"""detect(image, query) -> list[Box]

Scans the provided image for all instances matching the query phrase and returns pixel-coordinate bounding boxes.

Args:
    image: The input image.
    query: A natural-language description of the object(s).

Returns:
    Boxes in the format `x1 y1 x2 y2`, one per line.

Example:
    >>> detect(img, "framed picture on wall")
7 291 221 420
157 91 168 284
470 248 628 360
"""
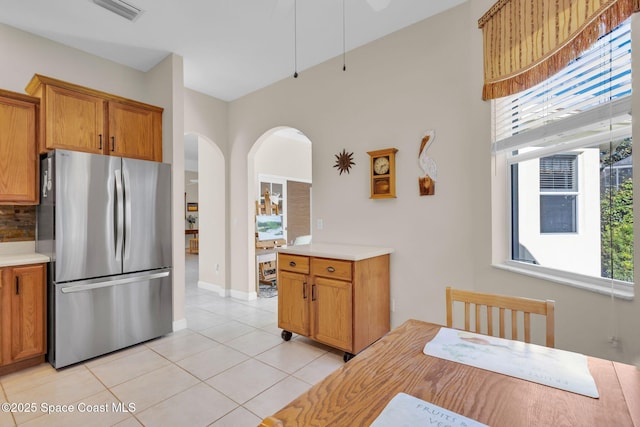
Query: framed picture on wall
187 202 198 212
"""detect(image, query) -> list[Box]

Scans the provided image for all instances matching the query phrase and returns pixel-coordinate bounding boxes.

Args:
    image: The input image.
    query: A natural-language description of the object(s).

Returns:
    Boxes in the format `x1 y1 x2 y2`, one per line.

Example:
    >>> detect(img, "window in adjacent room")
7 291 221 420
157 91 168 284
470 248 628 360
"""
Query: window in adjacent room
539 154 578 234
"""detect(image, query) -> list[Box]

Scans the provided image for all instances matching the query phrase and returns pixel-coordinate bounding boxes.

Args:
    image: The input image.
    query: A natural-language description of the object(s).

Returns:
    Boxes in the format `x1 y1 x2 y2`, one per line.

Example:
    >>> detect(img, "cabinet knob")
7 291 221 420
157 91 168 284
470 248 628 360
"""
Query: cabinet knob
327 266 335 273
289 261 297 267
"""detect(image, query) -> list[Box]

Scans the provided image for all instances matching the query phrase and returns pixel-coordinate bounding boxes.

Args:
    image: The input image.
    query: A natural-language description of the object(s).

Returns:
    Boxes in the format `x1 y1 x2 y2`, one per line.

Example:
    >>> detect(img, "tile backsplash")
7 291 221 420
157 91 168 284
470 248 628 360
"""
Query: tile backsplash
0 205 36 242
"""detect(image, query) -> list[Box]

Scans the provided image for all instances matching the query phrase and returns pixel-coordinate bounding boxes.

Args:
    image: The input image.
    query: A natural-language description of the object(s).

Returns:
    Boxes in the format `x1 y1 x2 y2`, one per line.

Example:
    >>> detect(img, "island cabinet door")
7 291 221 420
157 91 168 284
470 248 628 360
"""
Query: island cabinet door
277 270 310 336
311 276 353 352
6 264 46 363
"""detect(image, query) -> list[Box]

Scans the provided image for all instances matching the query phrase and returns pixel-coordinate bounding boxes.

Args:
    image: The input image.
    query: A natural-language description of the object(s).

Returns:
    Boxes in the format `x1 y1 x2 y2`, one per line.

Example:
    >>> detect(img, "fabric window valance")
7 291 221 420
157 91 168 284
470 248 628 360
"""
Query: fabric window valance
479 0 640 100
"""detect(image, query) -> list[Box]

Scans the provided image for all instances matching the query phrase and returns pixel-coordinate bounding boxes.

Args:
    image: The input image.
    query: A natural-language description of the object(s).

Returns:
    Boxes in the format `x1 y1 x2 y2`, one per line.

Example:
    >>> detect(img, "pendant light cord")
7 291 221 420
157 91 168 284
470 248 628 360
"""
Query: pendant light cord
293 0 298 78
342 0 346 71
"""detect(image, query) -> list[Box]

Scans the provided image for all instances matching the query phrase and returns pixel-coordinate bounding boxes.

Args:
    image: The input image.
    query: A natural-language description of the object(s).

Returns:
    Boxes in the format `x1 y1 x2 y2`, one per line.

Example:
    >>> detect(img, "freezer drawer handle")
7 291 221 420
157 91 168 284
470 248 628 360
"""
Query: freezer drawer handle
60 271 170 294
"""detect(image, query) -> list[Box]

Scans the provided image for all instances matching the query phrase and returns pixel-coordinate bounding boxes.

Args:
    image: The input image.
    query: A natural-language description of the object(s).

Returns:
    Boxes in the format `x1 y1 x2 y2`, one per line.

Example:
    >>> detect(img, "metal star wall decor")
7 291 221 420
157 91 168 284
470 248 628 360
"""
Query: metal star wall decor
333 149 355 175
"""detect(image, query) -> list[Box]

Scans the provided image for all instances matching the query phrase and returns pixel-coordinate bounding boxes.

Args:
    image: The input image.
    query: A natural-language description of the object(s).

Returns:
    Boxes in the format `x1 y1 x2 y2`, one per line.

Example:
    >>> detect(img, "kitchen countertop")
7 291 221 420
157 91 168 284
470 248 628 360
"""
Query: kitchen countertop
277 243 393 261
0 241 50 267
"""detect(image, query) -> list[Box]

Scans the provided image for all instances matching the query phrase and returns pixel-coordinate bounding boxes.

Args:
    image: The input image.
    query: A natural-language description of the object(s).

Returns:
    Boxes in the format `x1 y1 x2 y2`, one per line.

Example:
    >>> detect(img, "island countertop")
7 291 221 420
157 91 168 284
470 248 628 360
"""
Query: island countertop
277 243 393 261
0 241 50 267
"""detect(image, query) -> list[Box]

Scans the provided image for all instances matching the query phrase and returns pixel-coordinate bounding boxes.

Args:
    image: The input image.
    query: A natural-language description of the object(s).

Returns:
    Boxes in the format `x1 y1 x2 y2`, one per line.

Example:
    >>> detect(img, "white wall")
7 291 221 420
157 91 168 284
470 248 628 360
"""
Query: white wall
254 132 312 181
4 2 640 364
1 24 187 329
227 1 640 364
183 89 228 295
476 0 640 364
517 149 601 276
229 4 476 321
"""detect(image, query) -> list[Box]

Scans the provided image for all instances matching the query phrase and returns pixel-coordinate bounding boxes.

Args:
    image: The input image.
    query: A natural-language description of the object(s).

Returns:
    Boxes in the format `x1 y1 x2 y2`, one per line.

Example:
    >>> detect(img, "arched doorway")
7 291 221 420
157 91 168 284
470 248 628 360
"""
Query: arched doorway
184 132 226 296
249 127 312 298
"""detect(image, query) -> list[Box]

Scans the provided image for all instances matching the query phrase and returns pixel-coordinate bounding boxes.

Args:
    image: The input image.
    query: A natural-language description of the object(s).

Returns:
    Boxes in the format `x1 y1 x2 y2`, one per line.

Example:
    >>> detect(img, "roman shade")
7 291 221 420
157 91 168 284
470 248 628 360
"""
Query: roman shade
479 0 640 100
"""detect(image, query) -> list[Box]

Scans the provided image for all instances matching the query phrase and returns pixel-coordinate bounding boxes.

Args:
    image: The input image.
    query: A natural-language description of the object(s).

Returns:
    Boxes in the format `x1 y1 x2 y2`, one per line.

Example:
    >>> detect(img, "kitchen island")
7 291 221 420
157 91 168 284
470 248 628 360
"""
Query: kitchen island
277 243 393 362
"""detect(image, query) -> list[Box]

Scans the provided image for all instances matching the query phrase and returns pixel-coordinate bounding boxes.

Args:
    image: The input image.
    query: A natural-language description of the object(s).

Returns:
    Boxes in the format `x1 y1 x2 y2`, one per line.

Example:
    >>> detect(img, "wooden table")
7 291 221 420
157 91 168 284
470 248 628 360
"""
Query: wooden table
260 319 639 426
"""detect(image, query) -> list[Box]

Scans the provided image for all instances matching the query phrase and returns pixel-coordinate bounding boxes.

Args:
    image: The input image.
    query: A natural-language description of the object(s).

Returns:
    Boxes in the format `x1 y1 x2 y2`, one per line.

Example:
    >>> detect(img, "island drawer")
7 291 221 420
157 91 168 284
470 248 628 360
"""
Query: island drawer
278 254 310 274
311 258 352 281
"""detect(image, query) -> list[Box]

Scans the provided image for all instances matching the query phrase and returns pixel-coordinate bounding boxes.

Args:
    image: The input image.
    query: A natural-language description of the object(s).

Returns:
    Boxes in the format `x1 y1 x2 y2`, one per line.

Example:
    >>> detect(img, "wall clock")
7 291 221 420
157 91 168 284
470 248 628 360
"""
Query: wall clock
367 148 398 198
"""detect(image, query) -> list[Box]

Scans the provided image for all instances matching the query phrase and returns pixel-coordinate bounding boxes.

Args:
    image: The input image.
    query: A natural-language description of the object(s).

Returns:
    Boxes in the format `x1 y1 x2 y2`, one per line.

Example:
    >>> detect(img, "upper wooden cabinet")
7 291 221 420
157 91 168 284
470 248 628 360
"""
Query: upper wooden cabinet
0 89 39 204
108 100 162 161
26 74 163 162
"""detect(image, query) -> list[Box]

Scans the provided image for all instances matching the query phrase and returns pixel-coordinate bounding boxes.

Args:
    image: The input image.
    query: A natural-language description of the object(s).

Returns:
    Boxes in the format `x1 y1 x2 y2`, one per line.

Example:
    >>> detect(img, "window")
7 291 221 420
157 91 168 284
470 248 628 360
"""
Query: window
539 155 578 234
494 19 633 296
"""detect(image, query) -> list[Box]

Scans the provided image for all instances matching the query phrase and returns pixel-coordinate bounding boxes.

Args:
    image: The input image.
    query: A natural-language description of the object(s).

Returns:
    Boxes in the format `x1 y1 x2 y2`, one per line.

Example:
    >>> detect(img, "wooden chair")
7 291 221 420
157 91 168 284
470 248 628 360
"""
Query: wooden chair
189 238 199 254
445 287 555 348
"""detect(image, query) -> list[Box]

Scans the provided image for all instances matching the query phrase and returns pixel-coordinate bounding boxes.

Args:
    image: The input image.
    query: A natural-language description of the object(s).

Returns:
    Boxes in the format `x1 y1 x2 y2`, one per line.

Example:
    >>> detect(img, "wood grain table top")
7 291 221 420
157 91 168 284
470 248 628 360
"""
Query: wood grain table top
261 319 639 427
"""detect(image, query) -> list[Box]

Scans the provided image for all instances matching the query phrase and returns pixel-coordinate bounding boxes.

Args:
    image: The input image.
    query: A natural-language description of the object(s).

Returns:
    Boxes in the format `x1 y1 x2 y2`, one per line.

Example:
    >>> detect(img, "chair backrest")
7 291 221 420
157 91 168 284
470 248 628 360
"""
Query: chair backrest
293 235 312 245
445 287 555 348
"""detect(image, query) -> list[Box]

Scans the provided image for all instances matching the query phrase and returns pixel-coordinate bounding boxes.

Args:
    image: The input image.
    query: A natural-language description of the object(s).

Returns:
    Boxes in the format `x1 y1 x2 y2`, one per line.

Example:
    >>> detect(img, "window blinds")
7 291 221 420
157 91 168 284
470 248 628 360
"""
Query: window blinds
540 155 578 191
492 20 632 154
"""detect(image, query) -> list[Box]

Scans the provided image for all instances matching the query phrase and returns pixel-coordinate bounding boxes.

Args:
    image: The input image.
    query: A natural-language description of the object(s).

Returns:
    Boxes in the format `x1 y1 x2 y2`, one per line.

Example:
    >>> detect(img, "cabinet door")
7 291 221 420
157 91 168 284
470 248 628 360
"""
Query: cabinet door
278 270 310 336
45 85 105 153
108 101 162 162
0 95 38 204
9 264 46 362
312 276 352 352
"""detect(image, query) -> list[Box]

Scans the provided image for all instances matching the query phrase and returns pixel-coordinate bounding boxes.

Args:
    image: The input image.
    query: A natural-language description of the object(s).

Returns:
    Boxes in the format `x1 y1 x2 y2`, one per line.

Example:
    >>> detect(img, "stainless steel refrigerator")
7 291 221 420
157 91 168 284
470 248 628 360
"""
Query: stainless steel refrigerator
36 150 172 368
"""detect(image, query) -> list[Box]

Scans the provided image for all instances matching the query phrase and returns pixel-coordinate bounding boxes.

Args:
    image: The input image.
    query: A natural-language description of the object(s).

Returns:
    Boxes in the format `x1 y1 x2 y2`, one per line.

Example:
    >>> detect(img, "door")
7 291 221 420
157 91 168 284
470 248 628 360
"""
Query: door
312 276 352 352
54 150 121 282
278 270 310 336
0 94 38 203
108 101 161 162
45 85 104 153
122 158 172 273
8 264 46 363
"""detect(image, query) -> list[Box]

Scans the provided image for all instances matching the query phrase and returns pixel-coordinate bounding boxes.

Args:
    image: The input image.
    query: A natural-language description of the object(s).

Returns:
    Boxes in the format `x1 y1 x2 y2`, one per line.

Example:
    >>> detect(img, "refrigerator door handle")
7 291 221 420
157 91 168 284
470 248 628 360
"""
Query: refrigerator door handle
123 168 132 261
60 271 171 294
114 169 124 261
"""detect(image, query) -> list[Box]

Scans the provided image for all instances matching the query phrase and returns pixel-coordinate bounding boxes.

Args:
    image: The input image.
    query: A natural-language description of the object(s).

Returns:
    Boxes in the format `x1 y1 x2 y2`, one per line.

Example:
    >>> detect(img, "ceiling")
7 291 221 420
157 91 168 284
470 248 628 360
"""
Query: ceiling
0 0 466 101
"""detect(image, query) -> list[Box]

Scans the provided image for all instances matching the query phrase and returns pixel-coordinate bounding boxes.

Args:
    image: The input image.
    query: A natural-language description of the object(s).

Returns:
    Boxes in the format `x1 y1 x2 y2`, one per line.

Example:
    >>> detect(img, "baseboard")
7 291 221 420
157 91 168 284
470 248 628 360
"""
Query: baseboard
197 280 257 301
230 288 258 301
198 280 226 297
173 318 187 332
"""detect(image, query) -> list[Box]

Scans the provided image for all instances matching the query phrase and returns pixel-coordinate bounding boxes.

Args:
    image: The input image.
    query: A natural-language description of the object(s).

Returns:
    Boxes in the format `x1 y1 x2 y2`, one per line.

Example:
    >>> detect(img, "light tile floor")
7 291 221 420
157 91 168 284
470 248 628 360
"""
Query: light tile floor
0 254 344 426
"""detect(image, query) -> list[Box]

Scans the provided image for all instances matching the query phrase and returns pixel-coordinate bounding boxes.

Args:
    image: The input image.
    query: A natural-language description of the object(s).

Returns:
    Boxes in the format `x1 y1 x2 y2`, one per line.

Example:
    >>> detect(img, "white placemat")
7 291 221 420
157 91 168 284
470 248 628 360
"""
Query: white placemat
423 327 599 398
370 392 488 427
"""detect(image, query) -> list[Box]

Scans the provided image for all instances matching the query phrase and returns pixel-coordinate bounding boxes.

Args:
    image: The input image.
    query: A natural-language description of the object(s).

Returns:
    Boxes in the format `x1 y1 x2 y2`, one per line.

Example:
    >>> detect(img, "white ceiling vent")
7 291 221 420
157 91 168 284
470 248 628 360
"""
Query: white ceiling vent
92 0 144 21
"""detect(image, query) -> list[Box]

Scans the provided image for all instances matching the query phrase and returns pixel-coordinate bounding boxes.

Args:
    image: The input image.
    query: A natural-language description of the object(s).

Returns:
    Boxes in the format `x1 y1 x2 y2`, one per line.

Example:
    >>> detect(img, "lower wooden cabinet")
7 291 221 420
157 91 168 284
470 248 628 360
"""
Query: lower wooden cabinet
277 252 390 361
0 263 46 375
